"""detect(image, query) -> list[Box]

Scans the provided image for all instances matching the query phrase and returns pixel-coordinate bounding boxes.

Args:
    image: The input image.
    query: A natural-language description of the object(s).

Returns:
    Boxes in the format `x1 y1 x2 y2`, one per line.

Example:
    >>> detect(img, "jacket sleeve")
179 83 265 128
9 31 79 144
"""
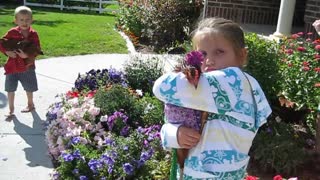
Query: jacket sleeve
160 123 182 150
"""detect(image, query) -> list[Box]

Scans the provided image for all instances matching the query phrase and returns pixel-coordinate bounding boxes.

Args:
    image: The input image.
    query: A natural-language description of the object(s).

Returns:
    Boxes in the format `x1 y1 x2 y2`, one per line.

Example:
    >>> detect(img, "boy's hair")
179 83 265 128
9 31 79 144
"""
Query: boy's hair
191 17 245 56
14 6 32 18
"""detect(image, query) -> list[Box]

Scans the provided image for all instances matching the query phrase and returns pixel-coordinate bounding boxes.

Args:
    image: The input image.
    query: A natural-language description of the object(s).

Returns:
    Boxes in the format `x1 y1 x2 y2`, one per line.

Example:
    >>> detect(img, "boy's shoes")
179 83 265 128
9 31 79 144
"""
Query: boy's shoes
21 106 35 113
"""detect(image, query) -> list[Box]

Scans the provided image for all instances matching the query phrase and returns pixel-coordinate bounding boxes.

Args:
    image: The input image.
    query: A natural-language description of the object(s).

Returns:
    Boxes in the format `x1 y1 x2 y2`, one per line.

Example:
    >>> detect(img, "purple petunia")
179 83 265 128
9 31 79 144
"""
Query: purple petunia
79 176 88 180
88 159 103 173
71 136 81 144
61 152 74 162
123 163 134 175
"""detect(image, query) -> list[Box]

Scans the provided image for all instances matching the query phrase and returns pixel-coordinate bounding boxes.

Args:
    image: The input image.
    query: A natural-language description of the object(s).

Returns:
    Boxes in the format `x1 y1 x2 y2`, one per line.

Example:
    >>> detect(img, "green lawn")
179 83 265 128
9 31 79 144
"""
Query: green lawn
0 6 128 67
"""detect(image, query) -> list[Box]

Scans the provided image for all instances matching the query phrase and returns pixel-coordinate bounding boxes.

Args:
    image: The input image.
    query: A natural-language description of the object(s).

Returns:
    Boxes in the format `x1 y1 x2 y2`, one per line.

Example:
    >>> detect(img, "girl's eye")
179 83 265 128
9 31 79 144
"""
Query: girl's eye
216 49 224 55
200 50 207 57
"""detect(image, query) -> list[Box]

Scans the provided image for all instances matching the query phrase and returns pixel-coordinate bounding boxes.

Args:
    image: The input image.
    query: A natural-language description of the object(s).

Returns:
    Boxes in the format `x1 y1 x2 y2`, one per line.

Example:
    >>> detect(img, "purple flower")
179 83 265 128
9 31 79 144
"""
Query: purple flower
136 159 145 168
185 50 204 66
61 153 74 162
71 136 81 144
140 151 152 161
120 126 130 136
52 172 60 180
88 159 103 173
79 176 88 180
101 154 115 166
72 168 79 175
105 137 114 146
137 126 145 133
73 149 81 159
123 146 129 151
123 163 134 175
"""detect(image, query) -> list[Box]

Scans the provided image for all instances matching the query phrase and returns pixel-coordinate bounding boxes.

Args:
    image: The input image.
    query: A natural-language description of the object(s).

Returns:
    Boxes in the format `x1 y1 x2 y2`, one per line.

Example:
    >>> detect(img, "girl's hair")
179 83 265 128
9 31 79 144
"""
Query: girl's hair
191 17 245 56
14 6 32 18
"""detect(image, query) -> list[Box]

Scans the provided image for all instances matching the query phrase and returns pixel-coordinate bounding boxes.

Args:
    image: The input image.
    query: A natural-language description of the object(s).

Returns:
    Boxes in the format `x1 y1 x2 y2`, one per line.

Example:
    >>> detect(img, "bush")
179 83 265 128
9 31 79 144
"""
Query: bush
139 93 165 127
277 32 320 128
117 0 202 52
123 55 164 95
244 33 282 103
250 118 306 175
46 76 170 179
94 84 144 127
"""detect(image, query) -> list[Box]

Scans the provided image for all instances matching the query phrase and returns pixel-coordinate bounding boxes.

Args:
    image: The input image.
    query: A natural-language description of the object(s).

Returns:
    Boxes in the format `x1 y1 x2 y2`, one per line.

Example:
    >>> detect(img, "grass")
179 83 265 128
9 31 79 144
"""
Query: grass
0 5 128 67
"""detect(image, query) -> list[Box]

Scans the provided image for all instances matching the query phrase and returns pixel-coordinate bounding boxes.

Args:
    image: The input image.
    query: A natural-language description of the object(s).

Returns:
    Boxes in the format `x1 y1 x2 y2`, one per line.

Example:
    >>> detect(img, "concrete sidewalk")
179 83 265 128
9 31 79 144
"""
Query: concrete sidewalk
0 53 179 180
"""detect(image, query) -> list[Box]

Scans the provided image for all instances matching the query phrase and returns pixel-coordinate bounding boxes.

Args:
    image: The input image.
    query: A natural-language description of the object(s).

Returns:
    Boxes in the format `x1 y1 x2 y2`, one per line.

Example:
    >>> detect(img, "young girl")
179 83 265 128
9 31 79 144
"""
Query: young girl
164 50 205 172
153 17 272 179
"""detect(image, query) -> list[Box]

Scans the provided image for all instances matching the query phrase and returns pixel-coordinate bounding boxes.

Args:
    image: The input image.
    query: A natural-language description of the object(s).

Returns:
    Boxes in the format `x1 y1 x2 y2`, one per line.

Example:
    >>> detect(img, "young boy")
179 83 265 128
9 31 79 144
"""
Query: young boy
0 6 41 118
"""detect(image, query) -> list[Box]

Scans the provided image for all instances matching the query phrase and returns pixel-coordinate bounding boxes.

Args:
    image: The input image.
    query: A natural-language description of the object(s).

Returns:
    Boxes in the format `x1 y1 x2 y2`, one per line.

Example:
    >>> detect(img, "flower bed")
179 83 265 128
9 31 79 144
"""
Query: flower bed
44 58 171 179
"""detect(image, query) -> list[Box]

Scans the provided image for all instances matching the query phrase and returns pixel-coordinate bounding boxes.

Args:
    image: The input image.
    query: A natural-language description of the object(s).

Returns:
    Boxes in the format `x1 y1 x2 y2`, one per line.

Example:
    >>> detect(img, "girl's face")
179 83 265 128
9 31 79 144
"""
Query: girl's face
15 13 33 31
195 33 246 72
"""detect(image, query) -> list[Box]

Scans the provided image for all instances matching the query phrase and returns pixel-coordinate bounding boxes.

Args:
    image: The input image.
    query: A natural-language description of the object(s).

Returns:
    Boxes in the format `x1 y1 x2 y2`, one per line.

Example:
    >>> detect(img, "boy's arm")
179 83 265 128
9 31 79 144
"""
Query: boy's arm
0 32 11 54
0 31 17 58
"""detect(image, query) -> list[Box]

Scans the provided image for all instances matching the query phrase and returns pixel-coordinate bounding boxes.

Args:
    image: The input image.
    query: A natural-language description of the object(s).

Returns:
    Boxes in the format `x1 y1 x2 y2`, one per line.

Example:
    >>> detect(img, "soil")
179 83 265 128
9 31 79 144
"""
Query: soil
247 151 320 180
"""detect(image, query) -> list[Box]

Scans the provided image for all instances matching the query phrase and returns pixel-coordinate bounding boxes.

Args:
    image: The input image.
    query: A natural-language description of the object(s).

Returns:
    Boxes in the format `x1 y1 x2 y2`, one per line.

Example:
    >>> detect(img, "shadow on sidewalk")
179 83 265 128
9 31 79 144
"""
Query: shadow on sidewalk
12 111 52 168
0 92 7 109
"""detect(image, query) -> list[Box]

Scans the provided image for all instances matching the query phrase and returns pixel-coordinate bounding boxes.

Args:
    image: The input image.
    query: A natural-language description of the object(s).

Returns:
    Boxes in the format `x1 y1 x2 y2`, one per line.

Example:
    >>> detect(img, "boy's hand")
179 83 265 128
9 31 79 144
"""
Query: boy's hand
5 51 17 58
177 126 201 149
15 49 28 59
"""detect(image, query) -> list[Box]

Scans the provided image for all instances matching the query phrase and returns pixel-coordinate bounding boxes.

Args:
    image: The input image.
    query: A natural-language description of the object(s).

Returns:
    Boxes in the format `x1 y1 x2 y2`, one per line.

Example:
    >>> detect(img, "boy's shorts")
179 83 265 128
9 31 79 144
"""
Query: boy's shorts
5 69 38 92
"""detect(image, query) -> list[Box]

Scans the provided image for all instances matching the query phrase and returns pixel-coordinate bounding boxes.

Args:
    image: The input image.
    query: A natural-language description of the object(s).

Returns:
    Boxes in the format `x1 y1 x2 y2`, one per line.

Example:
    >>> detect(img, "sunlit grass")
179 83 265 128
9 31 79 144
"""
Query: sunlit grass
0 5 127 66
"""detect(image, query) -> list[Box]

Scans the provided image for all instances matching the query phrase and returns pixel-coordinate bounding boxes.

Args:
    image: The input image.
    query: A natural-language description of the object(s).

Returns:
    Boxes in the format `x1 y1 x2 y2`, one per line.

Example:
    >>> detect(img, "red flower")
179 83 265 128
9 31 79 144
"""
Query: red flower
86 90 96 98
307 32 313 36
285 49 294 55
291 34 300 39
246 175 258 180
315 45 320 51
303 66 310 71
66 91 79 98
315 54 320 59
273 175 283 180
302 61 309 66
297 46 306 52
288 63 293 67
297 32 304 36
314 67 320 73
315 83 320 87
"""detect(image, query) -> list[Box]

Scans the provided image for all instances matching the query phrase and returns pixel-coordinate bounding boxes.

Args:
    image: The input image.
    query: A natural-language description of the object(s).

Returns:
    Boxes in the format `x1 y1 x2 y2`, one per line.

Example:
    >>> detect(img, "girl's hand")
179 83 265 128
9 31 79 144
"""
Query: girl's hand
312 20 320 34
15 49 28 59
177 126 201 149
5 51 17 58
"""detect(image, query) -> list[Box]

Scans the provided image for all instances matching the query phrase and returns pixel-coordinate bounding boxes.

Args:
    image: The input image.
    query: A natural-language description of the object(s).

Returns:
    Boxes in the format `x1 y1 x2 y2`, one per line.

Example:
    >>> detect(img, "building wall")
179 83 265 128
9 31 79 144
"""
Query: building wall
304 0 320 36
205 0 305 26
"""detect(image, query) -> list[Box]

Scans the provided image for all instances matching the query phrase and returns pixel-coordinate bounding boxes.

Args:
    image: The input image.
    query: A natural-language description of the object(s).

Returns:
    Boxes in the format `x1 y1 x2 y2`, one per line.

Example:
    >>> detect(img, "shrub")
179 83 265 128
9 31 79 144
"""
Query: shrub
139 93 165 127
117 0 202 52
244 33 282 103
94 84 144 127
250 118 306 175
46 86 170 179
277 32 320 128
123 55 164 95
